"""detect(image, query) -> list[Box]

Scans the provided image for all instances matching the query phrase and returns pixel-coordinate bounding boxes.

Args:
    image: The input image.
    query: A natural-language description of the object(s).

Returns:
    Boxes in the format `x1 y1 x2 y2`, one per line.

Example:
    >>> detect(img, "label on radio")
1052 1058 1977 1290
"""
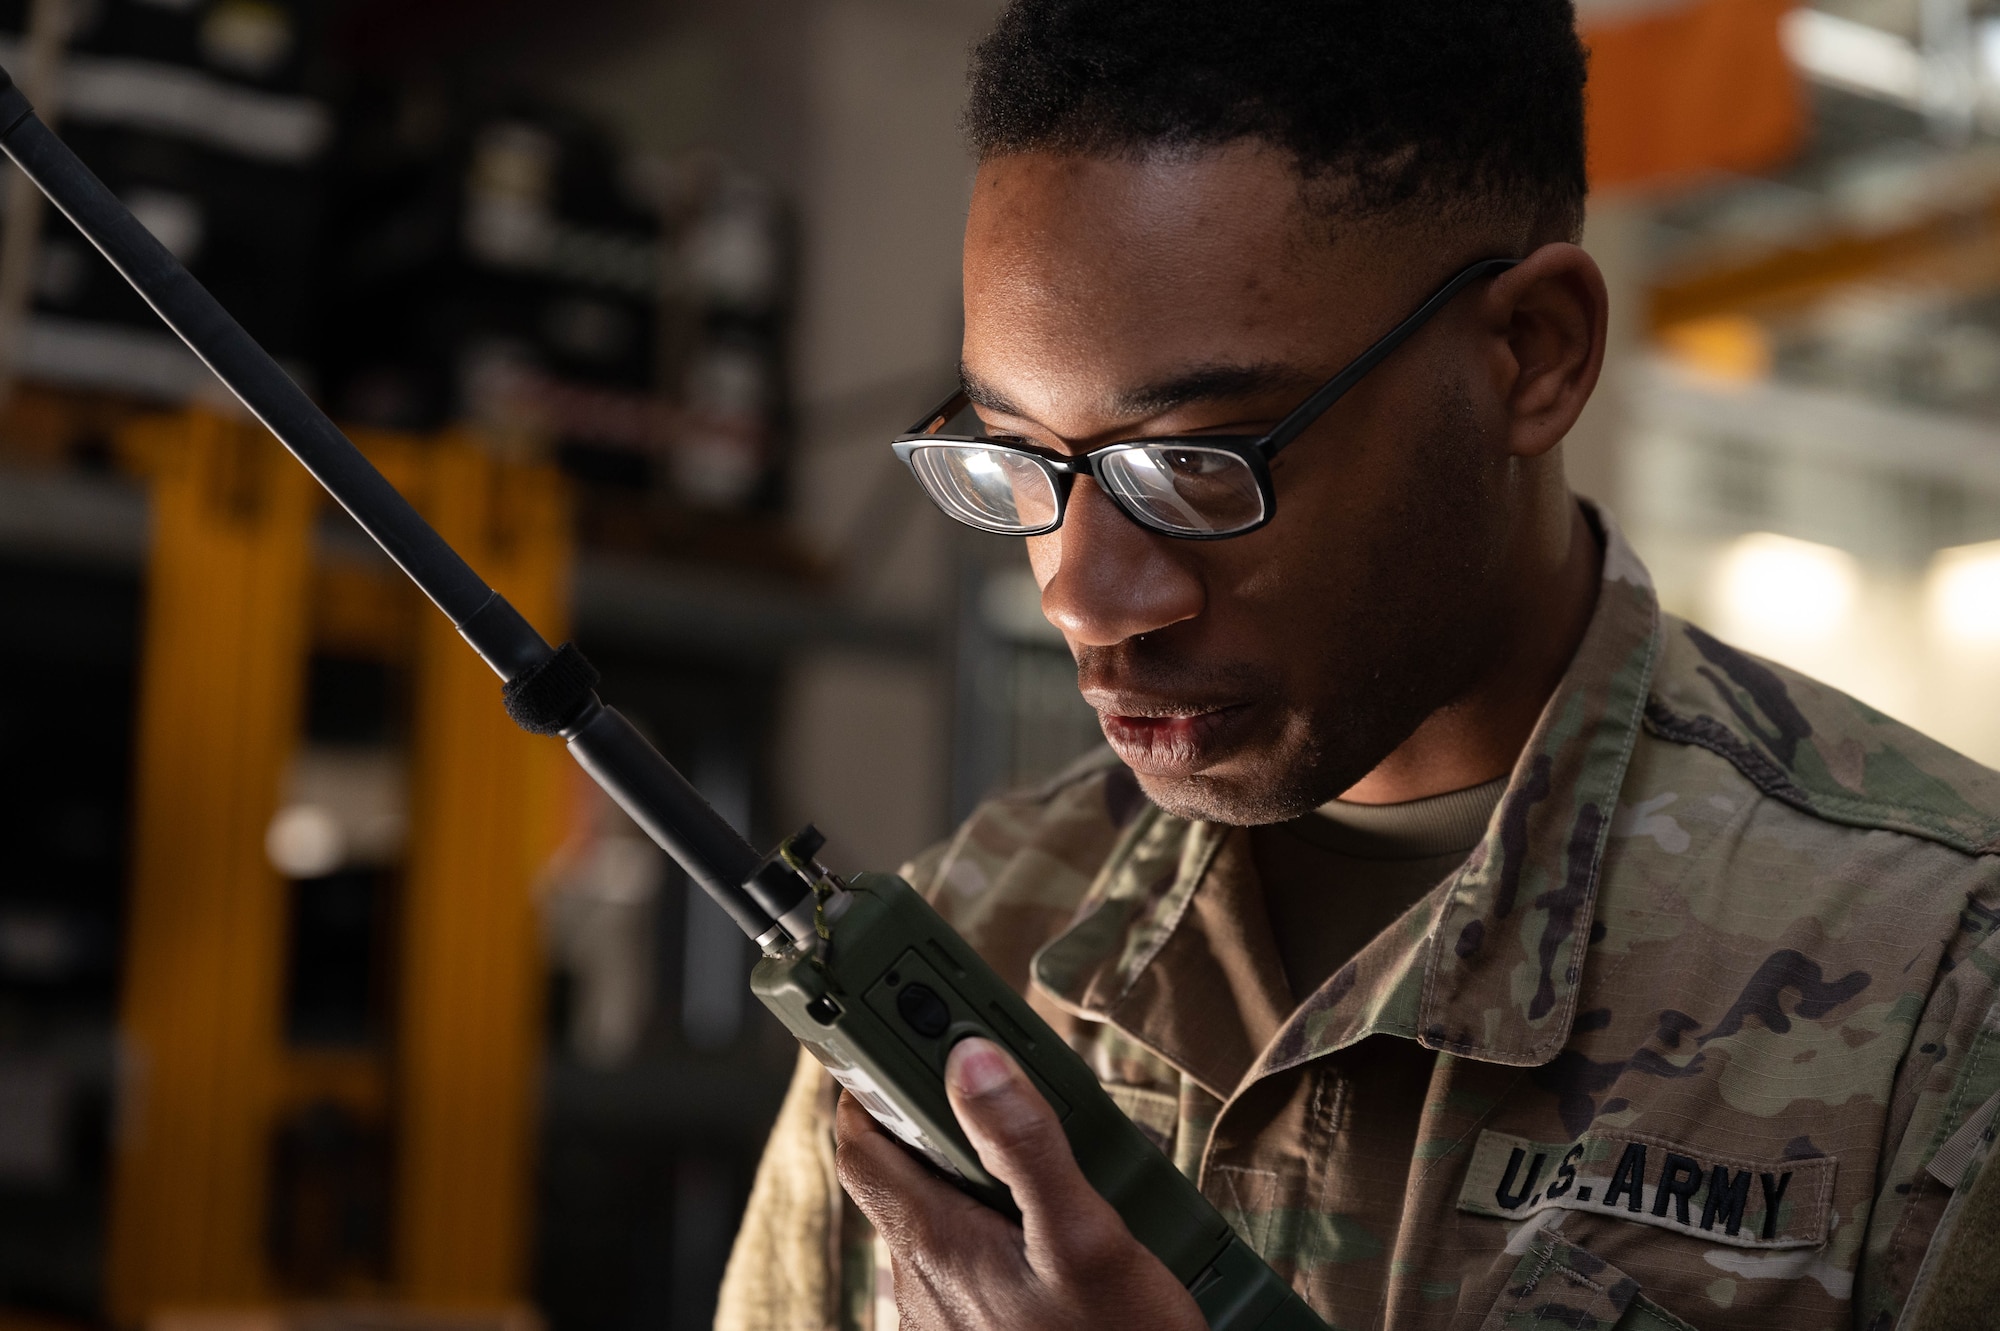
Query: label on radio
808 1037 965 1179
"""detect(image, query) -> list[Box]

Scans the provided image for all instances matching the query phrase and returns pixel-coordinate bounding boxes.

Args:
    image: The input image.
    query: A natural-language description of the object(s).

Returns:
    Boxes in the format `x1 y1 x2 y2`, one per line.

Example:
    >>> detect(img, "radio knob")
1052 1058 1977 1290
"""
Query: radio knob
895 982 951 1038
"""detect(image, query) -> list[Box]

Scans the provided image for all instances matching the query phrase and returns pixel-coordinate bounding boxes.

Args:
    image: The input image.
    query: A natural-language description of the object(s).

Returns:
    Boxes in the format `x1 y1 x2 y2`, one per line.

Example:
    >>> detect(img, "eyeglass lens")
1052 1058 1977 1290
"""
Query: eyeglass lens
907 441 1266 537
1097 444 1265 536
907 445 1062 532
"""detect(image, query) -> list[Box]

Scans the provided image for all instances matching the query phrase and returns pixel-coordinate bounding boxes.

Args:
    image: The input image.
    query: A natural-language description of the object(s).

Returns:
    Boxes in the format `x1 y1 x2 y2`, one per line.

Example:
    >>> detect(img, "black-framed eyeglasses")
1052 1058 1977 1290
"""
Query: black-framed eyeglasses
891 256 1518 540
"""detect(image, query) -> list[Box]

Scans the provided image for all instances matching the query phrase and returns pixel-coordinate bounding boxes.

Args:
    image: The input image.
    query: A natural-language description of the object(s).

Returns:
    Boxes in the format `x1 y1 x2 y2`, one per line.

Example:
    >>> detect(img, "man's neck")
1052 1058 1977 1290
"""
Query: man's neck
1338 497 1602 807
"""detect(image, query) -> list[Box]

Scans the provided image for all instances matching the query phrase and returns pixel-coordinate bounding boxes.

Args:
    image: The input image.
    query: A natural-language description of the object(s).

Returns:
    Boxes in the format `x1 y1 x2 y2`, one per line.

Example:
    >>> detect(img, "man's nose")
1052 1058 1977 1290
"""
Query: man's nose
1034 477 1203 648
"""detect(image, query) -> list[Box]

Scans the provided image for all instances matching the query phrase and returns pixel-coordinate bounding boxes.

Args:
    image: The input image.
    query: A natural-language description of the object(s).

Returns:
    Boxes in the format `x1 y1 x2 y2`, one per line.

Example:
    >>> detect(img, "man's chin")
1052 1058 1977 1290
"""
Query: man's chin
1100 695 1402 826
1127 764 1329 828
1105 708 1354 826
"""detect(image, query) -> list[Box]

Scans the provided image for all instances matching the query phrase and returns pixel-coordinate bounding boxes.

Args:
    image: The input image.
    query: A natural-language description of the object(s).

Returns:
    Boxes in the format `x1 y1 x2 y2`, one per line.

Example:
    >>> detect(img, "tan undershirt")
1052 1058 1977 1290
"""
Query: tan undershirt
1253 776 1507 1002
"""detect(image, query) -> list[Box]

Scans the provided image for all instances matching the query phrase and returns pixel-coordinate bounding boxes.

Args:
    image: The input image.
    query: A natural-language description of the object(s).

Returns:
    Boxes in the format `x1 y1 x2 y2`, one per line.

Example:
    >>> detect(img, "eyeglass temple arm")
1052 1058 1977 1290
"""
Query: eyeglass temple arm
1263 257 1520 458
906 388 970 436
899 258 1515 449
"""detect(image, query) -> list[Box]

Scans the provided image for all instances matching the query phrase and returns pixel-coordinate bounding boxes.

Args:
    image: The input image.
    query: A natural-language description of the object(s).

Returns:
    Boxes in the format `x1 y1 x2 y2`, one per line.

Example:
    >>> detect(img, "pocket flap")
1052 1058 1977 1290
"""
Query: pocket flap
1482 1235 1697 1331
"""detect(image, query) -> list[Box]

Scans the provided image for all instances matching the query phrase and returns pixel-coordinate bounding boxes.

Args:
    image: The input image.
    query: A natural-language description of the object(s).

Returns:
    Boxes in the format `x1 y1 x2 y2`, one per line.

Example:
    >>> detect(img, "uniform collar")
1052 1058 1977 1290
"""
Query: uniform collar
1031 503 1663 1095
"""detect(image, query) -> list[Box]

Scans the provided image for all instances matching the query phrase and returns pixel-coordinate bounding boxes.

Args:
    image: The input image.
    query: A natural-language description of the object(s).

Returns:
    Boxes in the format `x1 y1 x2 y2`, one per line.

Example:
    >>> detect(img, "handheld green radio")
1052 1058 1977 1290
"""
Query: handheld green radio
0 68 1327 1331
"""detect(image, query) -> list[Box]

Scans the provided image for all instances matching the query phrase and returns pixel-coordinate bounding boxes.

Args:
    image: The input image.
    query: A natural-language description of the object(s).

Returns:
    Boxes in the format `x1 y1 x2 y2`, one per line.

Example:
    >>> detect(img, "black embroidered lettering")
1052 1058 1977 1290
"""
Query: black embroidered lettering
1651 1153 1705 1225
1545 1144 1584 1199
1701 1166 1752 1236
1494 1148 1546 1210
1604 1142 1647 1213
1759 1171 1792 1241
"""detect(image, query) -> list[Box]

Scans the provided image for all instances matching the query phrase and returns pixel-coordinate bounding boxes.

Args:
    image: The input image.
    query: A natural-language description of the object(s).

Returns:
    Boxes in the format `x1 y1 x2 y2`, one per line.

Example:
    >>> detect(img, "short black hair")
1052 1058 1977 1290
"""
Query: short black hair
966 0 1589 242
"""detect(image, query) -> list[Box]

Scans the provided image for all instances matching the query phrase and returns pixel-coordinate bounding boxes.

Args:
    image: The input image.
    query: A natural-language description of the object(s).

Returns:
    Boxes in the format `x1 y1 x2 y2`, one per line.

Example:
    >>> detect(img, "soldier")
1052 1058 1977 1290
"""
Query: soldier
719 2 2000 1328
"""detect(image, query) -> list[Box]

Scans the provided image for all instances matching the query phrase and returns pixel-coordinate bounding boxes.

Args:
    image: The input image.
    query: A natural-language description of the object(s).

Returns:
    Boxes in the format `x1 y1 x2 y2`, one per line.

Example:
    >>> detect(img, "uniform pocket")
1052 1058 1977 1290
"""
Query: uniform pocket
1481 1233 1698 1331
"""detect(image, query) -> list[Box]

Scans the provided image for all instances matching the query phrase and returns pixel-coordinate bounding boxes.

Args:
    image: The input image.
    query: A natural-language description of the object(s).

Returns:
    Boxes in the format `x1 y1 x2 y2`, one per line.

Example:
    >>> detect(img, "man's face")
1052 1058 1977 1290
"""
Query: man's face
960 146 1521 824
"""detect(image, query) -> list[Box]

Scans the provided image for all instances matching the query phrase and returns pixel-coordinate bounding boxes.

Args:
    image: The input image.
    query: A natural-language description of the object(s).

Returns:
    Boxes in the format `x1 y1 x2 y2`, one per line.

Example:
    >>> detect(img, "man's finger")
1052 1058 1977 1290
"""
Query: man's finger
944 1038 1118 1255
834 1091 989 1254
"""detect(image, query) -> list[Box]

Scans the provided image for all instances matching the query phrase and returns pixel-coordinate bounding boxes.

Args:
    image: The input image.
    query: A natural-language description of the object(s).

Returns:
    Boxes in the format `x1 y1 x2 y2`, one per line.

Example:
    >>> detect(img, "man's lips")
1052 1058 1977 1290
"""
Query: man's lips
1094 700 1254 777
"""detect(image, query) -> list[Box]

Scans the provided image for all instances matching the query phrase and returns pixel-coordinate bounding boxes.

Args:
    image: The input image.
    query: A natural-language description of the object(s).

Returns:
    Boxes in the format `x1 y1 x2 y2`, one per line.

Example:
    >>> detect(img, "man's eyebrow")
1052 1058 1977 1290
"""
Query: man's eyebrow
959 365 1025 418
957 361 1308 425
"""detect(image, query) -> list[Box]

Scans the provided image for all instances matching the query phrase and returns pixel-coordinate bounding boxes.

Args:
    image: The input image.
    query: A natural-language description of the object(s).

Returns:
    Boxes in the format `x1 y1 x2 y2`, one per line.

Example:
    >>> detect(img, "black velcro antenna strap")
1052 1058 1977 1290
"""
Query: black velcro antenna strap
0 65 37 138
502 641 601 735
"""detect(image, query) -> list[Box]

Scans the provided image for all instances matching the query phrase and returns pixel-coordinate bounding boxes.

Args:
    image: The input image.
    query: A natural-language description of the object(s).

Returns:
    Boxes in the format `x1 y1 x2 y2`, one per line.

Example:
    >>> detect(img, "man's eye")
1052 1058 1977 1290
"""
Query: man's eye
1160 449 1230 476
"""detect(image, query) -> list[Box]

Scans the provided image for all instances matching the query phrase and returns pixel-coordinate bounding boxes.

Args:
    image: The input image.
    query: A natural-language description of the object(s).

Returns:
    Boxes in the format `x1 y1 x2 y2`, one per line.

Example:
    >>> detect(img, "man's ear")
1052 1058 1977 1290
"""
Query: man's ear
1482 242 1608 459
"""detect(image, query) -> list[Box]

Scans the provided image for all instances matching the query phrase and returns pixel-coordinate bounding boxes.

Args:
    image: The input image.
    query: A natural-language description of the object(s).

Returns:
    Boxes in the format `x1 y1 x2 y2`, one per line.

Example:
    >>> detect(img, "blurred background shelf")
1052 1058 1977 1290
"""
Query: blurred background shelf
0 462 938 662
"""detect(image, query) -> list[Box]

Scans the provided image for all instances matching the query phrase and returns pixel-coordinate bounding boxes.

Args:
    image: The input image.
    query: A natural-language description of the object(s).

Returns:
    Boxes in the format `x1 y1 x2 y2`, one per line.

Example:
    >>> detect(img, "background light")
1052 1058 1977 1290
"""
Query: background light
1781 9 1924 107
264 804 344 879
1712 532 1859 641
1658 314 1772 383
1928 540 2000 645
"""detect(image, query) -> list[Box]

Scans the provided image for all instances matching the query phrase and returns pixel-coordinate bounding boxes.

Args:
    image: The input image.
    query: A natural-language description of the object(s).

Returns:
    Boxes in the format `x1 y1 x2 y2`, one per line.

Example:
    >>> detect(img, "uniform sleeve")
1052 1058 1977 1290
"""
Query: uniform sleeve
714 1048 845 1331
1856 885 2000 1328
714 841 954 1331
1901 1100 2000 1331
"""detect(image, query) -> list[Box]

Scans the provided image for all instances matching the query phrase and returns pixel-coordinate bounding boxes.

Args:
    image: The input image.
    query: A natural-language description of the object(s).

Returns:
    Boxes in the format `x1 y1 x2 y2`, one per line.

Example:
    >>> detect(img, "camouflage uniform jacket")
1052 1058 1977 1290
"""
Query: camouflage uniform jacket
715 519 2000 1331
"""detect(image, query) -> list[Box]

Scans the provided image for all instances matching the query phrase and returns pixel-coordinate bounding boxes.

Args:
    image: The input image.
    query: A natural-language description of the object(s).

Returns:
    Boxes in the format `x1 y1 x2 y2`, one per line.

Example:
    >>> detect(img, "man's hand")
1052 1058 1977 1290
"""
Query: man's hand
833 1037 1206 1331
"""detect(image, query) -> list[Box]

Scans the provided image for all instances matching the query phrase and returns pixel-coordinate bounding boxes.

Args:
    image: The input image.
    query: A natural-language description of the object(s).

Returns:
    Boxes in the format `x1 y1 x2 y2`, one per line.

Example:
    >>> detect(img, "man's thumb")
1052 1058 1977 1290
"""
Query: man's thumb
947 1036 1143 1281
945 1037 1085 1211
